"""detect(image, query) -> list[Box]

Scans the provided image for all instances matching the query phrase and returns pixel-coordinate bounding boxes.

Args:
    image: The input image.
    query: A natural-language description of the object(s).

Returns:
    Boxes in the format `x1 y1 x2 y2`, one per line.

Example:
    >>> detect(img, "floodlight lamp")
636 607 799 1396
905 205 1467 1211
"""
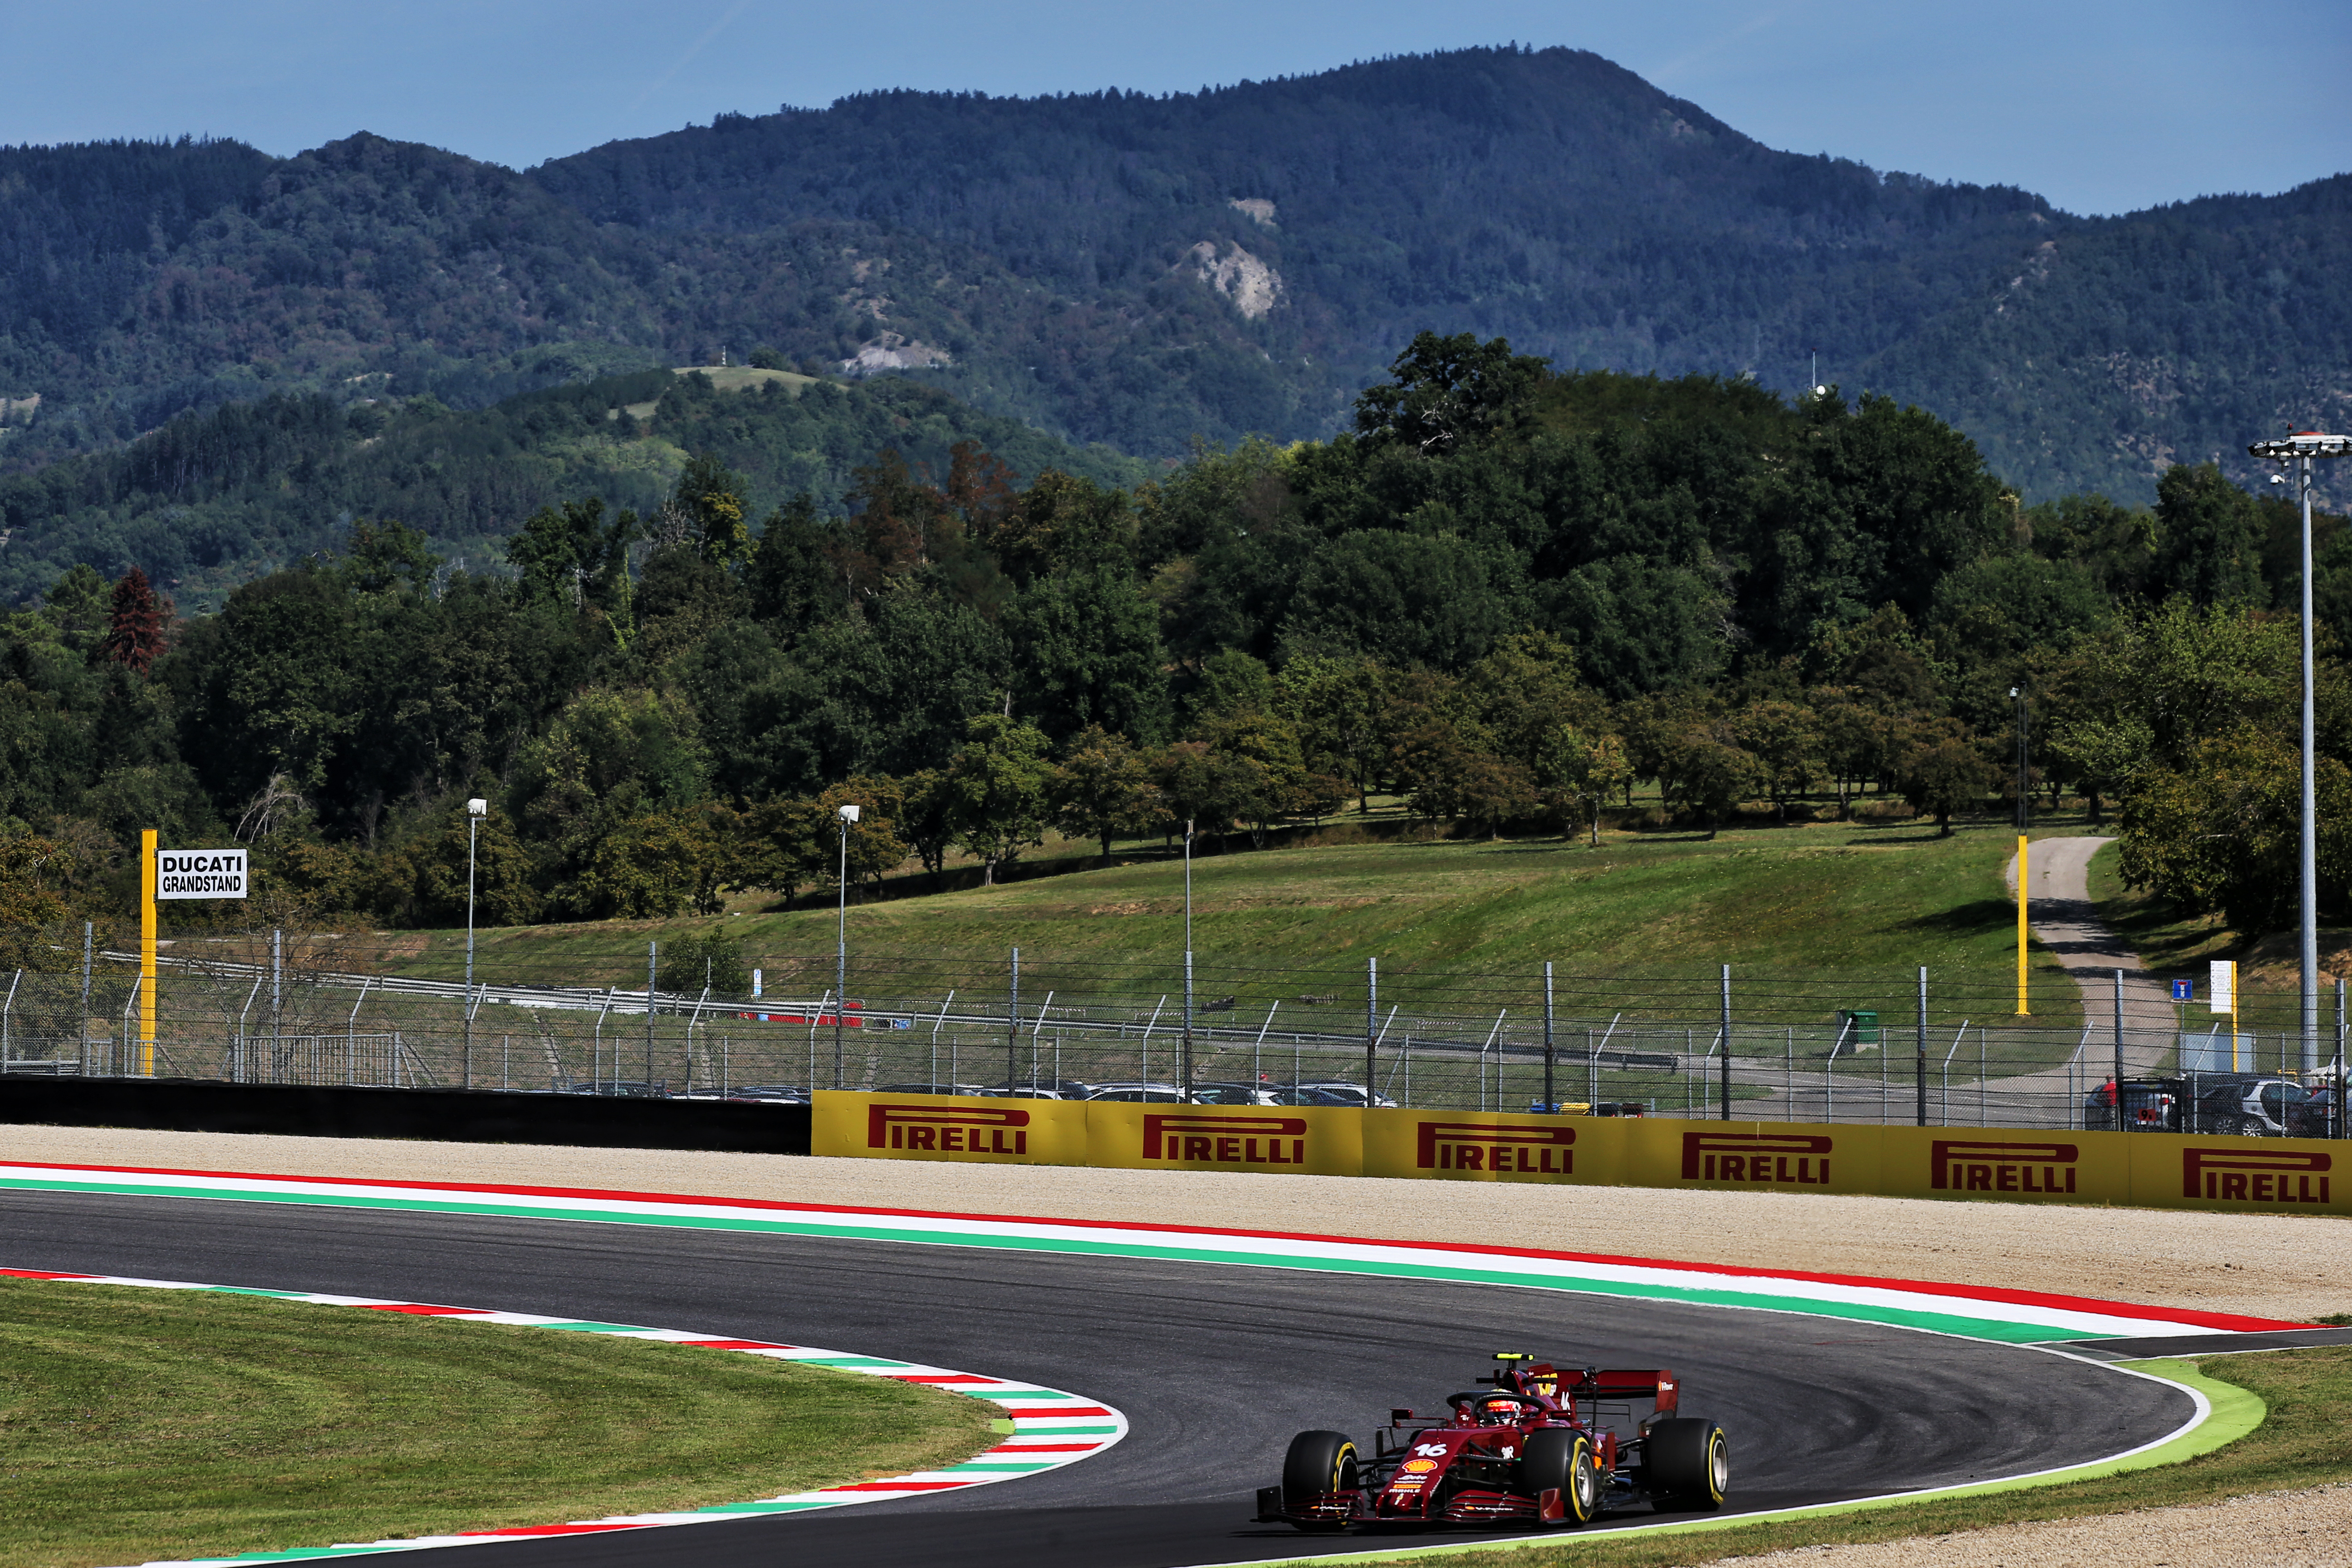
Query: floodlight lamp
2008 687 2018 699
2249 432 2352 461
1813 384 1828 397
838 803 861 823
466 798 488 817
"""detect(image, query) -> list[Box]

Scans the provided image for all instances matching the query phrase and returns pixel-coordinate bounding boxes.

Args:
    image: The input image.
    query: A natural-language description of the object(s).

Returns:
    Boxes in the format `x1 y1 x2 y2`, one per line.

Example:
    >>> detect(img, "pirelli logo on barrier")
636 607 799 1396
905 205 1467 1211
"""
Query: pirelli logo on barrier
1930 1139 2079 1196
1416 1119 1576 1175
867 1102 1030 1156
2183 1144 2332 1206
1141 1112 1309 1167
1681 1130 1834 1186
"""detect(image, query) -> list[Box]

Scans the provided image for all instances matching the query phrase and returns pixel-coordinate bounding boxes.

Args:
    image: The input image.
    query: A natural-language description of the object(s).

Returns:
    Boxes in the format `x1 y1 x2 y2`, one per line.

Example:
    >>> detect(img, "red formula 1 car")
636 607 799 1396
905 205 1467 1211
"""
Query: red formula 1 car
1255 1352 1728 1532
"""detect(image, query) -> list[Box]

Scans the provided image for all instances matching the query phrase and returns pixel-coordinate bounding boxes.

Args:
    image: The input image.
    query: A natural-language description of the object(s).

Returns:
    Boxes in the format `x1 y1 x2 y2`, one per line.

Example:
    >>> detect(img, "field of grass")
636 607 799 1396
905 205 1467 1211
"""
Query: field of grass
1373 1348 2349 1568
396 815 2082 1038
0 1278 994 1568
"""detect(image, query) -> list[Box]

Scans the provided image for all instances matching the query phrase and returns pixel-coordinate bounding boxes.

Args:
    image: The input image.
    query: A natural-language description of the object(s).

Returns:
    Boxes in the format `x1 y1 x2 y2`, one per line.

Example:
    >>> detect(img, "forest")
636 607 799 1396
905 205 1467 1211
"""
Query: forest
0 334 2337 946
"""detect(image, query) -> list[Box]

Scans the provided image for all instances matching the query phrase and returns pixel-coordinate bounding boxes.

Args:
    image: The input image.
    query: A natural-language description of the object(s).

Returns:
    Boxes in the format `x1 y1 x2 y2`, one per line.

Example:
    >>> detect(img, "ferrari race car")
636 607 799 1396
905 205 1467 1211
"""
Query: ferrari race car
1255 1351 1728 1531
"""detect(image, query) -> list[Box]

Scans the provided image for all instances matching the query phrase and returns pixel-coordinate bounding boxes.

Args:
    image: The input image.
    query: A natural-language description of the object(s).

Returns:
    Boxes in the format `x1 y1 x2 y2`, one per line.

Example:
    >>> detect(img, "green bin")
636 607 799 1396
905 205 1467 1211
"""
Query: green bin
1837 1009 1880 1046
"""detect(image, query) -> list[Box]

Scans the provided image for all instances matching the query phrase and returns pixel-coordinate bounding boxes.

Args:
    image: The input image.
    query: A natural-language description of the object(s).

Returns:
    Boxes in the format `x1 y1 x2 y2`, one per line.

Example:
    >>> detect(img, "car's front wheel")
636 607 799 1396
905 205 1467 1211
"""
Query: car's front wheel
1519 1428 1596 1526
1281 1430 1359 1531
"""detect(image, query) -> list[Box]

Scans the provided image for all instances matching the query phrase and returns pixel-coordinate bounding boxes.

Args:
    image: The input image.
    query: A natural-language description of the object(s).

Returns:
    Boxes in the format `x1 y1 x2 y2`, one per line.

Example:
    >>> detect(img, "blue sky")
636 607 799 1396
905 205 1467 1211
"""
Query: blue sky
2 1 2344 216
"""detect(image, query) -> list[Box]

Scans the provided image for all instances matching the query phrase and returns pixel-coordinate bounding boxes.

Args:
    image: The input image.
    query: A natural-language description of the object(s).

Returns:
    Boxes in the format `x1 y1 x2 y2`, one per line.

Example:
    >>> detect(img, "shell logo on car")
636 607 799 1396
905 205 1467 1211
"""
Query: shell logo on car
1400 1458 1438 1474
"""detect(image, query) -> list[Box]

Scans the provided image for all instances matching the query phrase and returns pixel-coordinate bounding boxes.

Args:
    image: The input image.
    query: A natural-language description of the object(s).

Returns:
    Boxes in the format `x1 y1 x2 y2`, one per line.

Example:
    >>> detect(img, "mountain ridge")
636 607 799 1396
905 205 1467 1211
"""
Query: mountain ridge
0 45 2344 507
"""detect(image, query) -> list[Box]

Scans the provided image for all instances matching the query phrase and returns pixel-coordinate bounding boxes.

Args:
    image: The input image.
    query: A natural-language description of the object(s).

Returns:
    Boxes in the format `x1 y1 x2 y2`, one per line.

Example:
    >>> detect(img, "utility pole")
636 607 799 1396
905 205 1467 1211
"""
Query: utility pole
1915 967 1929 1127
1542 961 1555 1113
836 804 858 1090
1718 966 1731 1121
1181 818 1194 1092
2249 431 2349 1070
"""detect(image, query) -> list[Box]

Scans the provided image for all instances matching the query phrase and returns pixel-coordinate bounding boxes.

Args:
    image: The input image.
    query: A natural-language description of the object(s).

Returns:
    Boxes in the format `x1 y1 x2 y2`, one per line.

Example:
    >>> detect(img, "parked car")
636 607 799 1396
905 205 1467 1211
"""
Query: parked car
2083 1078 2180 1132
991 1078 1099 1100
721 1084 810 1105
1275 1080 1399 1109
1187 1080 1286 1106
877 1082 1002 1098
1085 1081 1189 1102
2185 1074 2328 1137
559 1079 669 1098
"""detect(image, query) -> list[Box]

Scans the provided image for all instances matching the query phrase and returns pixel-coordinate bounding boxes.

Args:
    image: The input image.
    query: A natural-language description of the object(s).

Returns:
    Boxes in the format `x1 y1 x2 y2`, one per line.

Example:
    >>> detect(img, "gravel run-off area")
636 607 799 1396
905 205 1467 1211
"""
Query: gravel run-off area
6 1123 2351 1567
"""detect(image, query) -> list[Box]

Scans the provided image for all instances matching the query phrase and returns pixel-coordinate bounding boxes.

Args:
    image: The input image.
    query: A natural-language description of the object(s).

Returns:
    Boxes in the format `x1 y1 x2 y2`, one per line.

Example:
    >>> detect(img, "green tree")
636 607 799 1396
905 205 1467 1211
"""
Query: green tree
1052 726 1162 857
1006 566 1169 744
1896 720 1993 837
1735 699 1823 822
1536 727 1632 846
2153 463 2265 609
942 713 1054 885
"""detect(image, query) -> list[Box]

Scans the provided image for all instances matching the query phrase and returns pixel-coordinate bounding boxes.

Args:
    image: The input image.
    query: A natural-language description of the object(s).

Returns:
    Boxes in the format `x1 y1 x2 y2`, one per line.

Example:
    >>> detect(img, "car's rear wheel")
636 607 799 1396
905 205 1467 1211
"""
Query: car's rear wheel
2233 1114 2267 1137
1281 1430 1359 1531
1519 1427 1596 1526
1647 1419 1728 1511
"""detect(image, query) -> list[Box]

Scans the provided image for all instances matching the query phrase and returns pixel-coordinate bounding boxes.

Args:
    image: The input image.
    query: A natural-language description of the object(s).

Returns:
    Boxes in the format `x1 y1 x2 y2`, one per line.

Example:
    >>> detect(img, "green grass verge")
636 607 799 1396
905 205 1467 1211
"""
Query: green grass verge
0 1278 995 1568
1261 1348 2349 1568
401 817 2082 1027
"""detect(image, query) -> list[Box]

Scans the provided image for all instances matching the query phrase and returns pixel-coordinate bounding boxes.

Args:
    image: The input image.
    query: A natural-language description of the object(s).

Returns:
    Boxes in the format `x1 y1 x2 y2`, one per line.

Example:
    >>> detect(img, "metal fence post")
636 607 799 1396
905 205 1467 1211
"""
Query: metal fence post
1718 965 1731 1120
271 929 283 1083
1007 946 1020 1089
645 941 657 1088
2112 968 2126 1131
1542 962 1554 1112
78 921 92 1075
1915 966 1928 1127
1366 956 1378 1098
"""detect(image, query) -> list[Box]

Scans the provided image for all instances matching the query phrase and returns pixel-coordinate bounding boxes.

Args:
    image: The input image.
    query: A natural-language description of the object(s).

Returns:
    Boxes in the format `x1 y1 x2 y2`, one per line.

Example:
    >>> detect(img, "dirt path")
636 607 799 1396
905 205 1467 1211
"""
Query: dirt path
2018 834 2180 1070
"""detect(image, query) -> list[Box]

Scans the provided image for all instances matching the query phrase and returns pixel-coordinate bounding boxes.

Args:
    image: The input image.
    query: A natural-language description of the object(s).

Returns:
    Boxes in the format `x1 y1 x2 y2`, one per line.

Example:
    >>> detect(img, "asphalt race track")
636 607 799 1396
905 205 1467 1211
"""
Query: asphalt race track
3 1188 2192 1568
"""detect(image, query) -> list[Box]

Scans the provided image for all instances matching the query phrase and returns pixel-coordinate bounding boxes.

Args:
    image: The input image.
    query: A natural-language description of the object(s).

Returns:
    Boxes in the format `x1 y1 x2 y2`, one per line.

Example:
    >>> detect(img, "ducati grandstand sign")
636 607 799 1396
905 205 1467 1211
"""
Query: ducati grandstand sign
156 848 248 899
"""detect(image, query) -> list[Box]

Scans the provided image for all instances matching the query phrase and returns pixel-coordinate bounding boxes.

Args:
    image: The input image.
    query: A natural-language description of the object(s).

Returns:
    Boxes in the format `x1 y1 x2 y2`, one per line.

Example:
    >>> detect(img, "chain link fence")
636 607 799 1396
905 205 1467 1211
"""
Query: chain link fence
5 930 2341 1135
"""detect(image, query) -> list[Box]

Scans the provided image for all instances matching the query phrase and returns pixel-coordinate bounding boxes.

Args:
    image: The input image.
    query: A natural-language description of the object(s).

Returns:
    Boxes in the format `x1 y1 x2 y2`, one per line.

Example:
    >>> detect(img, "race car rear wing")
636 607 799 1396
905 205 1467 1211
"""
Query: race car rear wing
1562 1369 1680 1414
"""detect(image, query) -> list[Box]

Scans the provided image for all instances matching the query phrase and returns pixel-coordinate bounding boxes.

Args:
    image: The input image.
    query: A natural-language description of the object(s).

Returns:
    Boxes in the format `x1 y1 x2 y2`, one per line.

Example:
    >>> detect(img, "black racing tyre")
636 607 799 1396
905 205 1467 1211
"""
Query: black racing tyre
1281 1430 1359 1529
1519 1427 1597 1526
1647 1419 1728 1511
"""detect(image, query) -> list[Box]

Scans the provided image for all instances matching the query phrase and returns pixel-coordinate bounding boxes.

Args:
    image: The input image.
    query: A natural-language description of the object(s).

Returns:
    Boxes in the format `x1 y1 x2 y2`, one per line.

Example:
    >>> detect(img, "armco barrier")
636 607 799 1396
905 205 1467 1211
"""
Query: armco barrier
813 1093 2343 1216
0 1075 812 1156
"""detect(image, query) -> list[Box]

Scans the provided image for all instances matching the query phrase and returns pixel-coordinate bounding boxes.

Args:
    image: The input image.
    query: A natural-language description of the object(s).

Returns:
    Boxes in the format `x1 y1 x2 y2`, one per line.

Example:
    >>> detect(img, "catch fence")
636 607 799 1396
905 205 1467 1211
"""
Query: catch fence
2 934 2341 1135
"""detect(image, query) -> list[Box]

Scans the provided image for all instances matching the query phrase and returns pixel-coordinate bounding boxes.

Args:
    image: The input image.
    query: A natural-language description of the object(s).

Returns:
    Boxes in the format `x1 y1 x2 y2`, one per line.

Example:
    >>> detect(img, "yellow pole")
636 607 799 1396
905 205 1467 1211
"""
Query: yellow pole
140 828 157 1075
2015 833 2029 1015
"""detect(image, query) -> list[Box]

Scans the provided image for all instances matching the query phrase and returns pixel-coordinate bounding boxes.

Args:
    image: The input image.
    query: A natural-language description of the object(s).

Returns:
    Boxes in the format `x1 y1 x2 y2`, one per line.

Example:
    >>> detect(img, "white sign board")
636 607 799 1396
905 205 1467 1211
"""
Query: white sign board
2208 959 2235 1015
157 848 248 899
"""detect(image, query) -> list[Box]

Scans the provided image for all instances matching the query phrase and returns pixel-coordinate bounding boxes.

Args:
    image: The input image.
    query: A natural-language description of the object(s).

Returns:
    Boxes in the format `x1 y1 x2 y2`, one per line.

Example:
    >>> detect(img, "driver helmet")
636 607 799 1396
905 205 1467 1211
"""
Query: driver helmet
1481 1395 1524 1422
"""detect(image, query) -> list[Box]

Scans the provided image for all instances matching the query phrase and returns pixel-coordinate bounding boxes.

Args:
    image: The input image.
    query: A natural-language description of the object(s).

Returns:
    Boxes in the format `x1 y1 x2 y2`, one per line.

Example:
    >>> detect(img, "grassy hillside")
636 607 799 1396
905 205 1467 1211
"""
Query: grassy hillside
388 816 2082 1032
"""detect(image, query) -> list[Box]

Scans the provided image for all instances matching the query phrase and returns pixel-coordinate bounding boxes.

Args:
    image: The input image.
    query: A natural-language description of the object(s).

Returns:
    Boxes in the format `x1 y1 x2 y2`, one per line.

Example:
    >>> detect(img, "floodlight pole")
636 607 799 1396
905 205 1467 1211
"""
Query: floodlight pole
2249 432 2350 1072
1182 818 1194 1092
836 803 858 1091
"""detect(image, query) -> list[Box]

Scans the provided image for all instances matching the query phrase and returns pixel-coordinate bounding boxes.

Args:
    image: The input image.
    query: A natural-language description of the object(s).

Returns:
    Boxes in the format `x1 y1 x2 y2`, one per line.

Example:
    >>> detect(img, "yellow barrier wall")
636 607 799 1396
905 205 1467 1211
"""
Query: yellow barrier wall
812 1093 2345 1215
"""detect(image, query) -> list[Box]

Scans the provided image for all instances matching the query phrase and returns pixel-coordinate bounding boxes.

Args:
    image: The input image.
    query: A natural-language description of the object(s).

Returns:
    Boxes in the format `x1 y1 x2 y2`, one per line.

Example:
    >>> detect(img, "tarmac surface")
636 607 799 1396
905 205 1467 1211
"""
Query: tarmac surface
4 1184 2194 1568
